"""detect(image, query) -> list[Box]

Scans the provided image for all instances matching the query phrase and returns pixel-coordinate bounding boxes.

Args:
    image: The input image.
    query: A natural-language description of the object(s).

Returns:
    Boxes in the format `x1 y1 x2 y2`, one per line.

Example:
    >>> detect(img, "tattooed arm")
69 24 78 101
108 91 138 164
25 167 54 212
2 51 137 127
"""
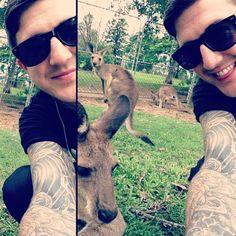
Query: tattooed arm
18 141 76 236
186 111 236 235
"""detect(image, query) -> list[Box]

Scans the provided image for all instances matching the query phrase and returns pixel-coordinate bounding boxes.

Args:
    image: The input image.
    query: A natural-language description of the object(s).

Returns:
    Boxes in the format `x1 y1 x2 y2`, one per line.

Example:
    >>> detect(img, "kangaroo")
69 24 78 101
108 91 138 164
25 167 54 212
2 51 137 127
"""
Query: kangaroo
151 85 180 110
88 43 154 146
77 95 130 236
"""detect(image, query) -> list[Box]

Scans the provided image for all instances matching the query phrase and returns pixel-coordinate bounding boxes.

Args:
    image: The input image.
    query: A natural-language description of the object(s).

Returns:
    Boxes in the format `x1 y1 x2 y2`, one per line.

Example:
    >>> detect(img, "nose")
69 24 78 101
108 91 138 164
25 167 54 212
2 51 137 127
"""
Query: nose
98 208 118 223
200 44 223 70
49 37 73 65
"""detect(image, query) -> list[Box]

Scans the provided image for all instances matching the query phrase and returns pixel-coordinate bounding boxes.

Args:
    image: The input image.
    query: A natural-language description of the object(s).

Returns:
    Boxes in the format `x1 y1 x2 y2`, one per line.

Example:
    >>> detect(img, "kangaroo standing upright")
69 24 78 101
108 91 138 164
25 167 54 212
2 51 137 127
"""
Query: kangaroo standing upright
88 44 154 146
77 96 130 236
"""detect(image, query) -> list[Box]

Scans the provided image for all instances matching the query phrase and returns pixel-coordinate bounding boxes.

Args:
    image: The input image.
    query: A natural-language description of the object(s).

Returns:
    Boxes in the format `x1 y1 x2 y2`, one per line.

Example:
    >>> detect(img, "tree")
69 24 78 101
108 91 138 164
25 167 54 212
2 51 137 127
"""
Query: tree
104 18 128 65
130 0 168 38
78 13 99 50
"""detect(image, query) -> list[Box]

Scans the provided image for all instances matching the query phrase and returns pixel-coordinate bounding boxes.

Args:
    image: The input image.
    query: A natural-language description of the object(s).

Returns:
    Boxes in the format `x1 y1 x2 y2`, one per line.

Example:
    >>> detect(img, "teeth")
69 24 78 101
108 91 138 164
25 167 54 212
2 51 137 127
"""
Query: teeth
216 64 234 77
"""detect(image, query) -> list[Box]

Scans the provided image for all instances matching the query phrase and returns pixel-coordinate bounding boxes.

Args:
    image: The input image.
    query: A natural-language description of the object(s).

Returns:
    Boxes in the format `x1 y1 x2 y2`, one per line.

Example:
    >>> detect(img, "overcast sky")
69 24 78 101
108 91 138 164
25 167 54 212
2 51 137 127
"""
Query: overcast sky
79 0 145 40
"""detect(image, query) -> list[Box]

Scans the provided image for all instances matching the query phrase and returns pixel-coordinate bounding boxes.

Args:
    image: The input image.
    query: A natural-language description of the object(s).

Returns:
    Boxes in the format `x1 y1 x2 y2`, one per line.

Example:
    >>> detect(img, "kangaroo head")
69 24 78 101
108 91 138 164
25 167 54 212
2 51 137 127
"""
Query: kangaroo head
78 95 130 225
89 45 110 68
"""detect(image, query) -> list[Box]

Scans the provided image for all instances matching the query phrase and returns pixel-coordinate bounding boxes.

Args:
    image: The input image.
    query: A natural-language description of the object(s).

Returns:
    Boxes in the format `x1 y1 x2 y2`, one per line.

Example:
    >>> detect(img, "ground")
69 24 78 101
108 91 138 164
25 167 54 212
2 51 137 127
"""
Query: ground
0 103 23 131
80 94 196 124
0 95 196 131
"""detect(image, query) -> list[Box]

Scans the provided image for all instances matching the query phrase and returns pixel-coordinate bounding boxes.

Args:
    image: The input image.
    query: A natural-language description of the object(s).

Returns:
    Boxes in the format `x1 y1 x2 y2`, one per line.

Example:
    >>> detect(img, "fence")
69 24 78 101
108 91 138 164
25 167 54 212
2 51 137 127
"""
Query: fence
78 50 193 101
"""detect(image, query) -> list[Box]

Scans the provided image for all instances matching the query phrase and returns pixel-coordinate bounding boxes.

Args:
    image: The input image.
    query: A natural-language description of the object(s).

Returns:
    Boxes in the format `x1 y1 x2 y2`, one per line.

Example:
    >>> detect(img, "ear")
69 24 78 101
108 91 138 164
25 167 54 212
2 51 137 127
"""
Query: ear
92 95 130 139
100 47 110 56
77 102 89 142
17 59 27 71
87 43 94 53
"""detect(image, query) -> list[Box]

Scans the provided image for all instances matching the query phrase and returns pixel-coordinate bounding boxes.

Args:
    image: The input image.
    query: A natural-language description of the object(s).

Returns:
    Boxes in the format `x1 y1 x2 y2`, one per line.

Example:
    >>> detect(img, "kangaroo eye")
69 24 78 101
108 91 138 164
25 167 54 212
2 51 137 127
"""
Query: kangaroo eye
91 56 94 59
77 166 92 177
99 58 101 61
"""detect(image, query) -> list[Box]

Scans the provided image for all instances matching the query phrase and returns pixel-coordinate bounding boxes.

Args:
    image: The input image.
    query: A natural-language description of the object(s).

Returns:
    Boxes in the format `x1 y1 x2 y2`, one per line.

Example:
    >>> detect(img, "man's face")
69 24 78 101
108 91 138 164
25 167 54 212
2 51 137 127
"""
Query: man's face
175 0 236 97
16 0 76 102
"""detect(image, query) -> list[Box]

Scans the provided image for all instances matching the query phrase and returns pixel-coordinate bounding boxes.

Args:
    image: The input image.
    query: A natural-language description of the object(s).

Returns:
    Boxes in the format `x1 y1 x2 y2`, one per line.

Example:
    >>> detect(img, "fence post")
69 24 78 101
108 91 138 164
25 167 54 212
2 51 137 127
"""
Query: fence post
187 73 197 104
25 80 34 107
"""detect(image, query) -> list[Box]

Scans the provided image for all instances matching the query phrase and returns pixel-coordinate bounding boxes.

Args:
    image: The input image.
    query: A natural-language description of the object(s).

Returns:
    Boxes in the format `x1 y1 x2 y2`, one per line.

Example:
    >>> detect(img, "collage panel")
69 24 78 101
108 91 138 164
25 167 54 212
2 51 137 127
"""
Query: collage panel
0 0 236 235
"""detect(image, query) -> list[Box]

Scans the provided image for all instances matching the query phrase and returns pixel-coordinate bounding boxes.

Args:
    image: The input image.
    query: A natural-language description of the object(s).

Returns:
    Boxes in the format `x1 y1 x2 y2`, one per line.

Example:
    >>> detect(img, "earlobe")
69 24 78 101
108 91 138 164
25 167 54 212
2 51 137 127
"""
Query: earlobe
17 59 27 71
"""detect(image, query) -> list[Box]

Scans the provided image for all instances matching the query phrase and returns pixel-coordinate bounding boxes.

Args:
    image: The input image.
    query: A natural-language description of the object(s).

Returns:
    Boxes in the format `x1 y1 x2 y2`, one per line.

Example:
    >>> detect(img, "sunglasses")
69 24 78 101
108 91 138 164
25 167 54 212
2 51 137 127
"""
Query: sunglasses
172 14 236 70
12 16 77 67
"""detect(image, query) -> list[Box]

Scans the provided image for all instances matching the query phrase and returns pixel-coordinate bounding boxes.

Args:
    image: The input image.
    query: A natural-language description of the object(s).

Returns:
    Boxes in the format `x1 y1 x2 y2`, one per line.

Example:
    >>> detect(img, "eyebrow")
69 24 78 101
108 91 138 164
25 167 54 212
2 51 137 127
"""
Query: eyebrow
26 16 75 40
181 15 234 47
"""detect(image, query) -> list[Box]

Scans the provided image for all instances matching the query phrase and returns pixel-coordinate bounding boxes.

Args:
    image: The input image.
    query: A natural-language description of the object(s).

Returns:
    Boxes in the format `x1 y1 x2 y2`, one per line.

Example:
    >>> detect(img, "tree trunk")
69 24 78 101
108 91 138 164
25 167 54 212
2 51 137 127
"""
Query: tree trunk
165 59 177 84
3 56 16 94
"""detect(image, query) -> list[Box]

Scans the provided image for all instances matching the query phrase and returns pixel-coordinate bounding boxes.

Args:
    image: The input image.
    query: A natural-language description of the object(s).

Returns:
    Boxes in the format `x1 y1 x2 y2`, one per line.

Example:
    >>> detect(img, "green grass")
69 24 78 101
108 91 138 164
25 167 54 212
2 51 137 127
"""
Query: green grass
0 129 29 236
84 104 203 235
79 70 190 97
0 105 203 235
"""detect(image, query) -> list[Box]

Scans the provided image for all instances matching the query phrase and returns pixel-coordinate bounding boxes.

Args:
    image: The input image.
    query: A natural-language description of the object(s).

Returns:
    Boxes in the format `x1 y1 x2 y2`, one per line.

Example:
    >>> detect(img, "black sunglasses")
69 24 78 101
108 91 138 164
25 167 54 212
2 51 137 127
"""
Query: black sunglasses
12 16 77 67
172 14 236 70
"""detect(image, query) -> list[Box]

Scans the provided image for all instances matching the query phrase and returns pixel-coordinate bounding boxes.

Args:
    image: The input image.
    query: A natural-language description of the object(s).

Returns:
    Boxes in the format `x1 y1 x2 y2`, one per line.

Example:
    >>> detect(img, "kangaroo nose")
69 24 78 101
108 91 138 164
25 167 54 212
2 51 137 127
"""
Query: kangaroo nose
98 209 118 223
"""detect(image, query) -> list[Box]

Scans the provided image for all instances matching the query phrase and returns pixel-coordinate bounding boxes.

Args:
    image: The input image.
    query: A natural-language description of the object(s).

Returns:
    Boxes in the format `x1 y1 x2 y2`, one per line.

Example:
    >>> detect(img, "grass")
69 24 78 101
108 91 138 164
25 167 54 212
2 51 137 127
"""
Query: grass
0 129 29 236
79 70 190 97
0 104 203 235
84 104 203 235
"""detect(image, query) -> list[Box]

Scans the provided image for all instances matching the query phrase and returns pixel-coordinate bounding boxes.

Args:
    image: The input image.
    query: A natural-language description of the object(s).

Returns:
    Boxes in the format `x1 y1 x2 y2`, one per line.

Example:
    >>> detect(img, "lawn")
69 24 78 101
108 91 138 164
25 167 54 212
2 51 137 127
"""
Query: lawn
0 104 203 235
79 70 190 97
84 104 203 235
0 129 29 236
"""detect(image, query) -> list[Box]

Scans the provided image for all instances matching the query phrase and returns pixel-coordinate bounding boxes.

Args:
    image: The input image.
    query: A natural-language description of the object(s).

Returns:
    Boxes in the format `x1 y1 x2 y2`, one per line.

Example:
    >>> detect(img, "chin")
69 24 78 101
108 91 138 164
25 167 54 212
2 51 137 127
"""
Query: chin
56 92 77 103
49 87 77 103
219 87 236 98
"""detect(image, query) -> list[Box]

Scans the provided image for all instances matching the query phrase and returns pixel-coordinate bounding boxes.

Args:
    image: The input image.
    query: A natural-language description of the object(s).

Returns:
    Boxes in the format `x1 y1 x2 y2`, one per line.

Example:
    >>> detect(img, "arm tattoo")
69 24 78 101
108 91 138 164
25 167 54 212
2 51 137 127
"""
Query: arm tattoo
18 141 76 236
186 111 236 236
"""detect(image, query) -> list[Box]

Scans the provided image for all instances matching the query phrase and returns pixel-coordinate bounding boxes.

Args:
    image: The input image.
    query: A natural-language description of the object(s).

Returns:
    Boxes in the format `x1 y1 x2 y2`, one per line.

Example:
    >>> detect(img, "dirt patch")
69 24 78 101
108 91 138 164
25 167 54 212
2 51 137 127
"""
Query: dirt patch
80 94 197 124
0 95 197 132
0 103 23 131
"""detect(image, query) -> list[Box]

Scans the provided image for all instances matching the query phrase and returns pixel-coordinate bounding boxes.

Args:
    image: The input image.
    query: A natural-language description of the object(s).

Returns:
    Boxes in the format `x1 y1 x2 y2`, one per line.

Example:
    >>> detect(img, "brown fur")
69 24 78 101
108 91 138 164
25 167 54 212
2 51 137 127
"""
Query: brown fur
151 85 180 110
88 45 154 146
78 96 130 236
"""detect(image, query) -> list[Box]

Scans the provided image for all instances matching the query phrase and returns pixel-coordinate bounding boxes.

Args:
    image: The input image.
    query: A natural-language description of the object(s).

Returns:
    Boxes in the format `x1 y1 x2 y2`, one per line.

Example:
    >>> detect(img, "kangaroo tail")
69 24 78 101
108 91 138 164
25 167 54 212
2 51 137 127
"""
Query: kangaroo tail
125 112 155 146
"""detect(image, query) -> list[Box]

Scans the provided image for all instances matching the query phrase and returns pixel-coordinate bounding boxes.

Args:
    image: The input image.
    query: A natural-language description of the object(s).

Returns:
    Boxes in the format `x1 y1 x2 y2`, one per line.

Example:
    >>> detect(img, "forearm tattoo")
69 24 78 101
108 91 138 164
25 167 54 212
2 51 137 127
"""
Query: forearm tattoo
18 141 76 236
186 111 236 235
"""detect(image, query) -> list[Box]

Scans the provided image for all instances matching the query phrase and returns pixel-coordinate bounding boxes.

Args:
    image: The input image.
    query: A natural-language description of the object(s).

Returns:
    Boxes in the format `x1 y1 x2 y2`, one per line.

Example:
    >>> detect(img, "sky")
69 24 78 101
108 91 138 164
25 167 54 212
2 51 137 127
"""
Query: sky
78 0 145 41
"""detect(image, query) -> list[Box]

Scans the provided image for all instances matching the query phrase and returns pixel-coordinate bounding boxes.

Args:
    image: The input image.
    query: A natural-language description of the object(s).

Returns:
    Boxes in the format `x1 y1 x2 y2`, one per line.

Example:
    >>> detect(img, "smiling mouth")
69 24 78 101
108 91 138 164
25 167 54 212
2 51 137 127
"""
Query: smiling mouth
51 68 76 79
213 62 235 81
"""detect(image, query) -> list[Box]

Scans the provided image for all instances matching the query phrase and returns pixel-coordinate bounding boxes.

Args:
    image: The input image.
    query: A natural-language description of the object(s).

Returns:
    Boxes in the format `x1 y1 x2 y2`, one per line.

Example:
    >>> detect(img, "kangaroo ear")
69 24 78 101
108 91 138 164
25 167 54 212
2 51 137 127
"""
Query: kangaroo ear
100 47 110 56
77 102 89 142
87 43 94 53
93 95 130 139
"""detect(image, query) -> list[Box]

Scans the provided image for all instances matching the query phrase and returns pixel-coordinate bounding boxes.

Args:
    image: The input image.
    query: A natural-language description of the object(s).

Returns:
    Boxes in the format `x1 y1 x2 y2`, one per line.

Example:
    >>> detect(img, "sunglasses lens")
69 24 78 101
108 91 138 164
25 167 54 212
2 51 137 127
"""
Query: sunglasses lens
57 17 77 46
172 42 201 70
206 22 236 51
13 33 51 67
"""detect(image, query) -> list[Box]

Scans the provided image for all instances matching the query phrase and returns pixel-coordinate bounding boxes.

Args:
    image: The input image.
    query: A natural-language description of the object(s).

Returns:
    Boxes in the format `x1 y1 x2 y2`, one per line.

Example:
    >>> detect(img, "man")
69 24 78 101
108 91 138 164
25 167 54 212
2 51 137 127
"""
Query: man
2 0 78 234
164 0 236 235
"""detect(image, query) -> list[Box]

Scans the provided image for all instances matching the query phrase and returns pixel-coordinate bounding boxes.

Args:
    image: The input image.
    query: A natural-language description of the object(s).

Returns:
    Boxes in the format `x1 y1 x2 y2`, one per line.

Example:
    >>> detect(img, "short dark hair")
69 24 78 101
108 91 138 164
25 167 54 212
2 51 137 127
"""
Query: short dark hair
163 0 196 38
5 0 36 48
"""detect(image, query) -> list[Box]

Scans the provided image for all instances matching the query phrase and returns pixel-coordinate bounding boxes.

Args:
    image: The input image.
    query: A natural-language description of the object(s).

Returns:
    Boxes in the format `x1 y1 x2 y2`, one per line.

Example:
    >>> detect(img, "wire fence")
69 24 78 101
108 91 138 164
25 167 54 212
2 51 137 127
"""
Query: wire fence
78 50 193 101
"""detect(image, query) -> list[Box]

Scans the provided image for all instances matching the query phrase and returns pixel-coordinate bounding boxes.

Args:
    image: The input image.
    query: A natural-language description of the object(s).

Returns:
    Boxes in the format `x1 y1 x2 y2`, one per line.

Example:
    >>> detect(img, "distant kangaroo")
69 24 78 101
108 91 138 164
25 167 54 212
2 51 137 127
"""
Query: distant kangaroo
88 43 154 146
151 85 180 110
77 96 130 236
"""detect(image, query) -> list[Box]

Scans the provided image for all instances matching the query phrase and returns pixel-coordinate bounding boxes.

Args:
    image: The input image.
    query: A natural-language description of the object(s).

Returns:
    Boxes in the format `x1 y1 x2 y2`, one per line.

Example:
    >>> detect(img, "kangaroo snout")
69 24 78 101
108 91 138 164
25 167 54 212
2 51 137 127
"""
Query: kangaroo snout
98 208 118 223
